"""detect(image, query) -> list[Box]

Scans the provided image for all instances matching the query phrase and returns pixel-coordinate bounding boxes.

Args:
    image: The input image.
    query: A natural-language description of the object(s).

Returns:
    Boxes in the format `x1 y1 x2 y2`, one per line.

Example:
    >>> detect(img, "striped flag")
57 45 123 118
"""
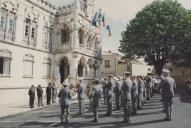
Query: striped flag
92 11 98 26
102 14 105 27
98 9 102 26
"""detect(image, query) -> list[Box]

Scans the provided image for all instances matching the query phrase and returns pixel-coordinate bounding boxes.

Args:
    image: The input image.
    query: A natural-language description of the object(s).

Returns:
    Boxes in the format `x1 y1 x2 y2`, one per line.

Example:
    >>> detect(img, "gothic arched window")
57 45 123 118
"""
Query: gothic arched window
61 24 70 44
78 27 85 45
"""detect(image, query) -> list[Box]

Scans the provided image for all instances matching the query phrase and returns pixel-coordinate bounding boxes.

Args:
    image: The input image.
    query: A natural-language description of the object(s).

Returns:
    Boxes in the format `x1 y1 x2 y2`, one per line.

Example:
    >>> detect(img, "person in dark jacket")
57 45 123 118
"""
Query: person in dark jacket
36 85 43 107
137 76 145 109
161 69 176 121
105 74 114 116
52 84 57 103
58 83 72 123
131 76 138 115
121 72 132 123
28 85 35 108
90 79 103 122
76 78 86 115
46 83 52 105
113 77 121 110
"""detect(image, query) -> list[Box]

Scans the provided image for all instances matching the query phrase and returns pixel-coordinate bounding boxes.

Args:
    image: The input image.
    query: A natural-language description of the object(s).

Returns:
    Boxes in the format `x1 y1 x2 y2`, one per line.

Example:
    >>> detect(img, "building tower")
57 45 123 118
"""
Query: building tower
53 0 102 84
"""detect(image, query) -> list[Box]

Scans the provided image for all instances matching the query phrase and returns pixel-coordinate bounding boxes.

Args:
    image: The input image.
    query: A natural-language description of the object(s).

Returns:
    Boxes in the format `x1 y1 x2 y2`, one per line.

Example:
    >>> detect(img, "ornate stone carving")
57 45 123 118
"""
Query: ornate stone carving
57 3 75 16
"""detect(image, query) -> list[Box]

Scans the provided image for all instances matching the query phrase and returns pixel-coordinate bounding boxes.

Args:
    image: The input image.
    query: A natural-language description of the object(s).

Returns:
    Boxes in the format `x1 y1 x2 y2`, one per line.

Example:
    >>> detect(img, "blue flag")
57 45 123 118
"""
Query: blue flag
92 11 98 26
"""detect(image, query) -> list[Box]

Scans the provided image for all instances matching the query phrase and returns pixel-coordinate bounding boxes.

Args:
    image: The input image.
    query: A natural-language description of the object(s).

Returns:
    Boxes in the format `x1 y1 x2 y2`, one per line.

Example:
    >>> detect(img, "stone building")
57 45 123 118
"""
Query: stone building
101 51 128 77
101 51 153 77
53 0 102 85
0 0 102 106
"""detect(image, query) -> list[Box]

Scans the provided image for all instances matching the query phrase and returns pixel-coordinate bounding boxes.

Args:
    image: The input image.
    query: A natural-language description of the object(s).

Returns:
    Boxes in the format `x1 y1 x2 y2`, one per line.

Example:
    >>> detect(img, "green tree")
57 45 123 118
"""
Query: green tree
119 0 190 75
173 10 191 67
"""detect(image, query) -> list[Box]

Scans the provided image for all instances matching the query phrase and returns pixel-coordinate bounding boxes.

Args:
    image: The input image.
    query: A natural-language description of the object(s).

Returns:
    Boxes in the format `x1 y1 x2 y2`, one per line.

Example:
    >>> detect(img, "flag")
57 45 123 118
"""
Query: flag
102 14 105 27
98 9 102 26
92 11 98 26
106 25 111 36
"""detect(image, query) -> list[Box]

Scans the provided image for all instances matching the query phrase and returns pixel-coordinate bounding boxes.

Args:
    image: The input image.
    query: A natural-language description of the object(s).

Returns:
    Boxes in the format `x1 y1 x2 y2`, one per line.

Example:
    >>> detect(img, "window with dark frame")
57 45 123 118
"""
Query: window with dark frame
105 60 110 68
0 57 3 74
0 50 11 75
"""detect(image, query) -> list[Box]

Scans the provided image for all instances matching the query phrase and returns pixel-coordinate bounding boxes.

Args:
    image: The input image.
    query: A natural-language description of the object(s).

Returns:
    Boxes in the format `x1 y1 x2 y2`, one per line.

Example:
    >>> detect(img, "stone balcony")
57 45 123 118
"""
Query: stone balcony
55 43 72 53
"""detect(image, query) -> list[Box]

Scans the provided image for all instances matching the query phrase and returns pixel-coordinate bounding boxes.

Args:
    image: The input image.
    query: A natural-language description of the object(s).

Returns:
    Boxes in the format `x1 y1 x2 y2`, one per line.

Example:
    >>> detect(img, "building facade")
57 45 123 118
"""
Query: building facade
101 51 128 77
53 0 102 85
129 60 153 76
101 51 153 77
0 0 102 106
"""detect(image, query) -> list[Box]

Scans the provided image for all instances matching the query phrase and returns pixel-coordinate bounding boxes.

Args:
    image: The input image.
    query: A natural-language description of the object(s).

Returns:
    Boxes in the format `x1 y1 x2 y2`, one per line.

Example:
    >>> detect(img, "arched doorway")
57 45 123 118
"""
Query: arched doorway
60 57 70 84
78 57 86 77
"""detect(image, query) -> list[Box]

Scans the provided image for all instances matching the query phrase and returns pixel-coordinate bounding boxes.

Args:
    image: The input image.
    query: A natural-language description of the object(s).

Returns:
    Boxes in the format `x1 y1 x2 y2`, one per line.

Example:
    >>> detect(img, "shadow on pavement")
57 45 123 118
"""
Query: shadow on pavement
51 119 163 128
136 110 162 116
142 106 163 110
20 121 53 127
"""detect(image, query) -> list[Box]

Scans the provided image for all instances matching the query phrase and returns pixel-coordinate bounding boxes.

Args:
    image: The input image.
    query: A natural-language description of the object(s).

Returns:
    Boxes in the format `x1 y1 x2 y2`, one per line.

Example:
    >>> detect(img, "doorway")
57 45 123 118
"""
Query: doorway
59 57 69 84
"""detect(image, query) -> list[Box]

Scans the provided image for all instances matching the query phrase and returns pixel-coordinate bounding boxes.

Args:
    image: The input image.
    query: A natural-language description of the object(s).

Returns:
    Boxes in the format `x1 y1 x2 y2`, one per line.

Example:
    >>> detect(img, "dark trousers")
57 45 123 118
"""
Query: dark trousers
78 99 84 114
103 90 107 105
47 95 51 105
29 97 34 108
124 101 131 122
115 94 120 109
147 88 151 100
164 98 173 118
61 105 70 123
93 105 98 121
132 97 137 115
138 93 143 109
38 96 43 107
107 96 112 115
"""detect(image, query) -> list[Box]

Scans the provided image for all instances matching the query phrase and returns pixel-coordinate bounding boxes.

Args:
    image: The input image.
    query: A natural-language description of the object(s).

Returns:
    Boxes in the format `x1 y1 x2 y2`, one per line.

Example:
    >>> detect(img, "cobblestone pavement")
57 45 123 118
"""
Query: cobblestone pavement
0 89 191 128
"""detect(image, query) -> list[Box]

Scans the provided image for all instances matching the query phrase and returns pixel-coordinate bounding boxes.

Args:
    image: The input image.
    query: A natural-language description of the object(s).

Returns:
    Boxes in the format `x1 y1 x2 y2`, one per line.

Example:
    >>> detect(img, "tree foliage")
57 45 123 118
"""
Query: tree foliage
119 0 191 75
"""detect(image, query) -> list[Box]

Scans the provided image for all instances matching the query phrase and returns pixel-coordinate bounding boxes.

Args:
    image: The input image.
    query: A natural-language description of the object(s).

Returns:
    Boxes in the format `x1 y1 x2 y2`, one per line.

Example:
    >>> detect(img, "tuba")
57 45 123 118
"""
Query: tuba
85 81 94 99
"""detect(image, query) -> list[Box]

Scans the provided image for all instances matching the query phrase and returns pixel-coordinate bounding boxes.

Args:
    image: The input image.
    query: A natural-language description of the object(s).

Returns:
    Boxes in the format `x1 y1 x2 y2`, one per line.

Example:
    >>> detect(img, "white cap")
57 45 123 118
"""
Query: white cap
124 71 131 75
162 69 170 74
113 77 119 81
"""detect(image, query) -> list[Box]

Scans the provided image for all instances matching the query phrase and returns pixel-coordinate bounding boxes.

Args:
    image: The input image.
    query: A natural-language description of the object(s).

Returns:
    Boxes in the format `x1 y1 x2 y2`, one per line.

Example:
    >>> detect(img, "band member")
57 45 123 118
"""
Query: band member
58 83 72 123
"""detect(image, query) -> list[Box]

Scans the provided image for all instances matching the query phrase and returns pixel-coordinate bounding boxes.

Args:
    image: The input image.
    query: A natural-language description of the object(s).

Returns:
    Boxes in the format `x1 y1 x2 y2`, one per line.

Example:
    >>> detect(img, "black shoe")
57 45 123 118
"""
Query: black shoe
122 120 130 124
77 112 83 115
163 117 171 121
105 113 111 116
92 119 98 122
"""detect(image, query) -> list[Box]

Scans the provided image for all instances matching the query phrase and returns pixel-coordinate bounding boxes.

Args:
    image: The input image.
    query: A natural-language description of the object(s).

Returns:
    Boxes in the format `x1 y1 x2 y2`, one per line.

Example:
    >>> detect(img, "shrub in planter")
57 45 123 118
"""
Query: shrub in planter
185 80 191 94
187 84 191 93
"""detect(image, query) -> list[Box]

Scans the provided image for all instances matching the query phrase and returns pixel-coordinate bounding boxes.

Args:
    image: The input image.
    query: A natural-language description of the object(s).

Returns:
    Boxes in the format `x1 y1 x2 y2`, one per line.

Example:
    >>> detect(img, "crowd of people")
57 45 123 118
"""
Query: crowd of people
28 68 176 124
28 83 58 108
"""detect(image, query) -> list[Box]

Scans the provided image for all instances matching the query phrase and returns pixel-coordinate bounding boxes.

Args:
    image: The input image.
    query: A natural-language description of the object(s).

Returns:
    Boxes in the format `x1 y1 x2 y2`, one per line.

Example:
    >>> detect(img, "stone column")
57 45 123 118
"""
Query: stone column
69 58 78 84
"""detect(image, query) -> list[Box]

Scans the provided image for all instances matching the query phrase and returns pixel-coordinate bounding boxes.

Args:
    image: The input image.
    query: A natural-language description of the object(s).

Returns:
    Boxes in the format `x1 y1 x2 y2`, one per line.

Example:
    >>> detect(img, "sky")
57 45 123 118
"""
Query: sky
50 0 191 54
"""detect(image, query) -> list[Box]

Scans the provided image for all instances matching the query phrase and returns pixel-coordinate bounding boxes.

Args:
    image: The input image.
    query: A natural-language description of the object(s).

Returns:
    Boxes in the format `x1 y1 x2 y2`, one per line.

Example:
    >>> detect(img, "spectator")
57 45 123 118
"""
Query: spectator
28 85 35 108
